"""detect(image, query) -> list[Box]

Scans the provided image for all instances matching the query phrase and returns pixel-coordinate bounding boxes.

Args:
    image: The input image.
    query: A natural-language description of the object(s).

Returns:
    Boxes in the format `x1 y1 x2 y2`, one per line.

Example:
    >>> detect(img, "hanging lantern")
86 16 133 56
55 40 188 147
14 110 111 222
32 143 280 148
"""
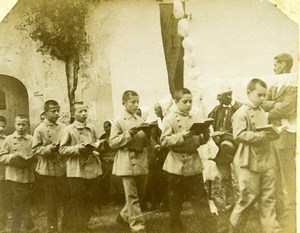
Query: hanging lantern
178 18 189 37
173 0 184 19
182 37 195 53
187 66 201 80
184 53 197 68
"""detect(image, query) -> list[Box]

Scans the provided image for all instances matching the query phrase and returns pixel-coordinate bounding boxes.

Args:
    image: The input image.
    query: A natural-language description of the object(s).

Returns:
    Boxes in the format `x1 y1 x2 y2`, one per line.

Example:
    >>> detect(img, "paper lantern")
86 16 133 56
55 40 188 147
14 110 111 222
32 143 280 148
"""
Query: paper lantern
178 18 189 37
184 53 197 68
203 160 218 181
187 67 201 80
173 0 184 19
182 37 195 53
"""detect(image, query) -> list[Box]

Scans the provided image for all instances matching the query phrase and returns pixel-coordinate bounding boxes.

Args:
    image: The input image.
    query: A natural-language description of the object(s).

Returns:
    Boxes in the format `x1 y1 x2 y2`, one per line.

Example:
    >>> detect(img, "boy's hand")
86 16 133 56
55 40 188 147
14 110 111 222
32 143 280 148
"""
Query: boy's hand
50 143 59 152
78 144 93 155
129 127 140 136
182 130 196 139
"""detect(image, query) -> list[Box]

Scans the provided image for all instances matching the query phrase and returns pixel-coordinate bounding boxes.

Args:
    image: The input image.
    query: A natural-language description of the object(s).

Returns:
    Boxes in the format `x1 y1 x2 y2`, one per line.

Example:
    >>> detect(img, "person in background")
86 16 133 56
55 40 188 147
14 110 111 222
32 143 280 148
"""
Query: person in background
208 90 240 210
161 88 217 233
99 120 123 204
59 102 102 233
0 114 39 233
31 100 66 233
147 103 169 210
229 79 280 233
0 116 7 231
109 90 149 233
261 53 297 233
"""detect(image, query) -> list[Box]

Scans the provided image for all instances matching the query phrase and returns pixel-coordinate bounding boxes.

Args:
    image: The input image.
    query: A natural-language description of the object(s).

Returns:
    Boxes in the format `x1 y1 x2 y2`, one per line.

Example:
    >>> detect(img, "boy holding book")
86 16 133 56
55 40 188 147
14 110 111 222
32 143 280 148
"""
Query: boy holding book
109 90 149 233
31 100 66 233
0 114 38 233
160 88 217 233
229 79 280 233
59 102 102 233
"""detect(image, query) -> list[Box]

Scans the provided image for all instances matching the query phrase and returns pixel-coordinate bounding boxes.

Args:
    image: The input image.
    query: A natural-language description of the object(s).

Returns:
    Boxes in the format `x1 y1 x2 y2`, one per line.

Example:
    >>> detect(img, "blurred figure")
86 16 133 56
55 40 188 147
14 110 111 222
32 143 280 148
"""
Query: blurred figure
208 90 240 211
99 120 124 204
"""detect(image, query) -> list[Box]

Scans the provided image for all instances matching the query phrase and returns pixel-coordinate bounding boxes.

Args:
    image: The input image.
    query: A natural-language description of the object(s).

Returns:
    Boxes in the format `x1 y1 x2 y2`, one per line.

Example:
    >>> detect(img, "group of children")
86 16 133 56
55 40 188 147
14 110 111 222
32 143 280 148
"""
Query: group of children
0 71 294 233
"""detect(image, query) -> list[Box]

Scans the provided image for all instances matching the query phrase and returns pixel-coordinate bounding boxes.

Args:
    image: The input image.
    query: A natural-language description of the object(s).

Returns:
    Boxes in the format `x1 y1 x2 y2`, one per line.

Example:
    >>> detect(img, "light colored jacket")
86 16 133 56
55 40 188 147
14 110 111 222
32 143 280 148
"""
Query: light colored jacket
32 119 66 176
59 121 102 179
109 110 148 176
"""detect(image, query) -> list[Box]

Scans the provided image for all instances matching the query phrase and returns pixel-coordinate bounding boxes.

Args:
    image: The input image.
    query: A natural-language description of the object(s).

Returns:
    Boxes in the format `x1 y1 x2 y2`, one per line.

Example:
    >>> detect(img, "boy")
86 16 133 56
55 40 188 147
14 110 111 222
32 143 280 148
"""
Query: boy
109 90 148 233
31 100 66 233
59 102 102 233
0 116 7 231
0 114 38 233
229 79 280 233
160 88 217 233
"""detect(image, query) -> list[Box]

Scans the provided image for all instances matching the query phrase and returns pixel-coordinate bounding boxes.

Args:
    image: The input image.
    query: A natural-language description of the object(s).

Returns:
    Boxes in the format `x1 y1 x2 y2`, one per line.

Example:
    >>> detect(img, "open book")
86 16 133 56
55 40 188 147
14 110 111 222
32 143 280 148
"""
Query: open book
135 122 158 131
84 139 106 149
190 118 214 134
256 124 287 135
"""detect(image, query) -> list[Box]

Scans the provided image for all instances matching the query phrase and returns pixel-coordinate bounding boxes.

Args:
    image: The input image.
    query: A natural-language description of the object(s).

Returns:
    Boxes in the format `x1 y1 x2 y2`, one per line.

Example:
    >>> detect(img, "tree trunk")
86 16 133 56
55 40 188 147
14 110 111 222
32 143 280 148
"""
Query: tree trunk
65 54 79 109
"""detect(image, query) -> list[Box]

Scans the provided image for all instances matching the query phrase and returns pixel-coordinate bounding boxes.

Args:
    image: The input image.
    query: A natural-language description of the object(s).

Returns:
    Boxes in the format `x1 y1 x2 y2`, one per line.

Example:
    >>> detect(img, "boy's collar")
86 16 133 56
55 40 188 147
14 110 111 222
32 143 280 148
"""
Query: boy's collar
73 120 90 129
174 108 190 117
43 118 58 126
12 131 30 140
245 100 260 109
123 110 137 120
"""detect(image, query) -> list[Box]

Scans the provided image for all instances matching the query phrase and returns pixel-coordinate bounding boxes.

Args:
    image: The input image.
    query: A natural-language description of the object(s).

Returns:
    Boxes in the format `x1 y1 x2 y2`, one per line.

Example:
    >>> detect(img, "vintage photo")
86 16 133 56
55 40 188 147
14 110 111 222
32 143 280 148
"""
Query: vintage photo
0 0 298 233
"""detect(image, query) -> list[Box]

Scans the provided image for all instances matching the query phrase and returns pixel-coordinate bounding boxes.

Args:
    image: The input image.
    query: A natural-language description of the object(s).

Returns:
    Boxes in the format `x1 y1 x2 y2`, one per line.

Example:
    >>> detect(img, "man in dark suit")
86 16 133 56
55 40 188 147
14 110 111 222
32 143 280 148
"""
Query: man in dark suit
262 53 297 233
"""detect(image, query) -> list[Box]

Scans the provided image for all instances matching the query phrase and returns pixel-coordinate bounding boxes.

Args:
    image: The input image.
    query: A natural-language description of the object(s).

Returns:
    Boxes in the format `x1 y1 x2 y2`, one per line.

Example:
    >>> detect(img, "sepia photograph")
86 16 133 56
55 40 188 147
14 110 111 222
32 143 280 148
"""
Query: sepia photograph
0 0 298 233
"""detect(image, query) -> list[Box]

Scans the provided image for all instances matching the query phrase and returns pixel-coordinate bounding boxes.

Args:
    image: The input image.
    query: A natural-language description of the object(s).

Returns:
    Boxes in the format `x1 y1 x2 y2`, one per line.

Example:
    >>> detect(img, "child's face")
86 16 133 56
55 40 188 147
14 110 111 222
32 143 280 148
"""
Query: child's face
273 59 286 74
124 95 139 115
0 121 6 134
247 83 267 107
175 94 193 114
74 105 88 123
103 121 111 133
45 104 60 123
15 117 29 135
154 104 163 118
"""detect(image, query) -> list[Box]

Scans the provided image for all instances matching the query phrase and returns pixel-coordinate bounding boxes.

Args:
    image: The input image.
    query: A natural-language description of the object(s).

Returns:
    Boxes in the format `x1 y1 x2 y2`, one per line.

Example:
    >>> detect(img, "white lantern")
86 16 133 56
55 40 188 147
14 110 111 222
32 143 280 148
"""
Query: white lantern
182 37 195 53
178 18 189 37
173 0 184 19
184 53 197 68
187 66 201 80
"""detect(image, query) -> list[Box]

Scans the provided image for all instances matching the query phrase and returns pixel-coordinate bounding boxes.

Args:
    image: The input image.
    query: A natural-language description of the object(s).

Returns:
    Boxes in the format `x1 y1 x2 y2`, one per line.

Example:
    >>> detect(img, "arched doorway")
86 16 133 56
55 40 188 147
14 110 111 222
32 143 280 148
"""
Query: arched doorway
0 75 29 135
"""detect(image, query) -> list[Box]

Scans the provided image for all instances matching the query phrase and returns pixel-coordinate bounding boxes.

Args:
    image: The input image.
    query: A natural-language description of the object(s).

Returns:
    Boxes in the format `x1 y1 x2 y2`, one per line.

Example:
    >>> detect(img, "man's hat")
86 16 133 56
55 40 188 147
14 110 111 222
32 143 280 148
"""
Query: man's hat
218 133 237 161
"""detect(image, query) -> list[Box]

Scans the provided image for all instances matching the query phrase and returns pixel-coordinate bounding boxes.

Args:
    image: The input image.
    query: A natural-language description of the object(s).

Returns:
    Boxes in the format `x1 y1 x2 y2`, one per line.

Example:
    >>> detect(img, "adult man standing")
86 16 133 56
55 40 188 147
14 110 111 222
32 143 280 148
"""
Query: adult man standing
262 53 297 233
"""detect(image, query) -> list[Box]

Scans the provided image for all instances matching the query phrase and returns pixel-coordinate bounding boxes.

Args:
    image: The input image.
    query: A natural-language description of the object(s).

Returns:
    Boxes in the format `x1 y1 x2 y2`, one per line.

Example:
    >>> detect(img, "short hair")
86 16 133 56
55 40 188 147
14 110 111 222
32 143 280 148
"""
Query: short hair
274 53 293 71
0 116 7 124
247 78 267 92
70 101 85 114
15 114 29 121
44 100 59 111
122 90 139 104
173 88 192 101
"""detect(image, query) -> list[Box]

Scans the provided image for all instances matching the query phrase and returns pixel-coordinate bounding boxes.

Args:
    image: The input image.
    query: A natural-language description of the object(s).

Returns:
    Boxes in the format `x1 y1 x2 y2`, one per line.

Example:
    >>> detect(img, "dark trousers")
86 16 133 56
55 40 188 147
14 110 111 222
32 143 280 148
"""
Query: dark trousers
167 173 217 233
0 180 8 229
63 177 101 233
41 175 66 231
7 181 34 232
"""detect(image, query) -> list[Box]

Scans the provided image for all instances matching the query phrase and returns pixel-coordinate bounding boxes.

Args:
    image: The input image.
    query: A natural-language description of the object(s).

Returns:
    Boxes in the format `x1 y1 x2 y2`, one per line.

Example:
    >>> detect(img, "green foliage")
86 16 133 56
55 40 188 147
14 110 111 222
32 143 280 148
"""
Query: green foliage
20 0 95 61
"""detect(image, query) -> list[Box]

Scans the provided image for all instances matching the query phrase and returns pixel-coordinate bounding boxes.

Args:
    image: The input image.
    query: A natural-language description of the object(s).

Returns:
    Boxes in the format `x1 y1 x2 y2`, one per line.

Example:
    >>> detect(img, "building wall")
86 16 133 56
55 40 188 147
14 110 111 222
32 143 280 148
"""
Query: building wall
0 0 297 134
